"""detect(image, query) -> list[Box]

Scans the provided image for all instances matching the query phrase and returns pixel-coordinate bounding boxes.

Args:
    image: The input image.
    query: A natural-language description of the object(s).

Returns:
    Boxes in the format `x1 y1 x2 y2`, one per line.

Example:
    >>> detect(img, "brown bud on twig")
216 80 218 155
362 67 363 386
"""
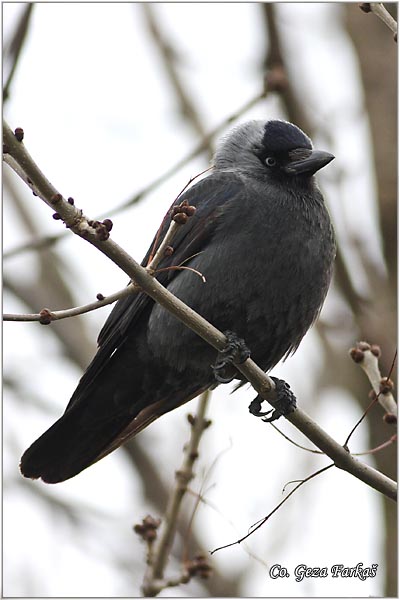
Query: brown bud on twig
189 450 199 461
90 220 110 241
67 197 75 205
96 293 105 301
359 2 371 13
370 344 381 358
358 341 371 351
185 205 196 217
164 245 174 257
380 378 394 395
349 347 364 363
39 308 53 325
14 127 24 142
96 227 110 241
184 554 212 580
133 515 161 543
102 218 113 232
52 213 61 220
172 201 196 218
173 212 188 225
383 413 397 425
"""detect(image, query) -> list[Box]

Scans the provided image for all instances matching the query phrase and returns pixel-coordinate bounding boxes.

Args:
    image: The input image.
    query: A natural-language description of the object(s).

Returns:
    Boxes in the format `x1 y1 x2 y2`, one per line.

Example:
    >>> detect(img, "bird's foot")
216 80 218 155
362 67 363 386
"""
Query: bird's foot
212 330 251 383
248 377 297 423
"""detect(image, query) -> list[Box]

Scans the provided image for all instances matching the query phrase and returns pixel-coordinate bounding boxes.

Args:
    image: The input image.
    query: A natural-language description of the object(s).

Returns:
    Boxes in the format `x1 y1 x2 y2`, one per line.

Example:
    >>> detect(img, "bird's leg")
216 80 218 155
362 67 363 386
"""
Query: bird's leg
248 377 297 422
212 330 251 383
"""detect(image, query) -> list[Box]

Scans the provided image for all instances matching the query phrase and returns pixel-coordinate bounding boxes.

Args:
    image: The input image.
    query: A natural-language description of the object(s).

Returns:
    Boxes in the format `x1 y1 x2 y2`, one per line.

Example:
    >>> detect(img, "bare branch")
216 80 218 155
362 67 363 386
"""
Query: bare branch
3 120 397 503
3 284 138 323
350 341 397 417
211 464 334 554
270 423 324 454
141 391 211 596
354 434 397 456
359 3 398 39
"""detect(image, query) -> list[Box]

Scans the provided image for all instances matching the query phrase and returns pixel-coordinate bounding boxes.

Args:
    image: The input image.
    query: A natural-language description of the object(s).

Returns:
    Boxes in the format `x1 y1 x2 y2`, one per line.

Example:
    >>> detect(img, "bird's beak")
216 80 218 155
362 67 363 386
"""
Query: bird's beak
284 149 335 176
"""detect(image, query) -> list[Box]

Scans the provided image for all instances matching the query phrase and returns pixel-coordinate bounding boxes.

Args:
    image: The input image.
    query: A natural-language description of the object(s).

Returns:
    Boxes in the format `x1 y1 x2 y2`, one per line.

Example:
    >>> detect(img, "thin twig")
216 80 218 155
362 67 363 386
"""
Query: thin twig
211 464 334 554
344 384 382 447
3 284 138 323
353 434 397 456
186 485 270 569
147 167 210 266
3 120 397 503
271 423 324 454
272 396 396 457
142 391 211 596
350 342 397 418
360 3 398 39
147 221 181 270
155 264 206 284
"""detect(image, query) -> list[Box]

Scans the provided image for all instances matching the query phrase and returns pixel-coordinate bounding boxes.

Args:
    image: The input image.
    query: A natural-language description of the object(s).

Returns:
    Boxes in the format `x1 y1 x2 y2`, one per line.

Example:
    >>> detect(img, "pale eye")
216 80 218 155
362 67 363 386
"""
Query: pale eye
265 156 276 167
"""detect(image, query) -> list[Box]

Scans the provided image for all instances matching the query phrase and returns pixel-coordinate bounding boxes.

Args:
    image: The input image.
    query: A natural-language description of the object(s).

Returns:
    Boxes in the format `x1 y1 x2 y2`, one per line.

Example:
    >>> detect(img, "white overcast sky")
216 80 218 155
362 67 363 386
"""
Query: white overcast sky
3 2 387 597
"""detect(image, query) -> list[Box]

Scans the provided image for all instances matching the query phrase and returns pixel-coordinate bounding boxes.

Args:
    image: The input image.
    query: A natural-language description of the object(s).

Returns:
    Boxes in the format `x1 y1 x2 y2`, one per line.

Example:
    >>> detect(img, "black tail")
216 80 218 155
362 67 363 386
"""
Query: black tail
20 332 153 483
20 407 135 484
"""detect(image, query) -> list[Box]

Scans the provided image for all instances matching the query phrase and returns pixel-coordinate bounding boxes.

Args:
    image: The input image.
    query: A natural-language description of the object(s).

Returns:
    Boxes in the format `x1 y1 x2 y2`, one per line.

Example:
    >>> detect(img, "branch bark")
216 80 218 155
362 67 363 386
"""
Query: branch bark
350 342 397 417
360 3 398 39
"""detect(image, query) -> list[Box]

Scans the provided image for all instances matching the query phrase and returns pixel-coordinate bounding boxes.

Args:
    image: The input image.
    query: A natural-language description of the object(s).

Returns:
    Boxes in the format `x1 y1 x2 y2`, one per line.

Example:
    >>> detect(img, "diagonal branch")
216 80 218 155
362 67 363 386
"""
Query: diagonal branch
211 463 334 554
359 3 398 39
3 120 397 502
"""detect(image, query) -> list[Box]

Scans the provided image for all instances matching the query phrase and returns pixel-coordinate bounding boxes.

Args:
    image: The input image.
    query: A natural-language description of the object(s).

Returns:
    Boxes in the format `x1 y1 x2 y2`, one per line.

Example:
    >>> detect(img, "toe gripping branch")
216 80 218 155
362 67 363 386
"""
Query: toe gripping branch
249 377 297 423
212 331 251 383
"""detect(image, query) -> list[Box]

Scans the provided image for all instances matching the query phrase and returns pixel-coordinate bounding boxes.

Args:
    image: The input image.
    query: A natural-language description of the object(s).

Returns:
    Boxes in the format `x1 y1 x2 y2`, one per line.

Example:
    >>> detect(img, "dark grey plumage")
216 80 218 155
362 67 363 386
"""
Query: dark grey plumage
20 119 336 483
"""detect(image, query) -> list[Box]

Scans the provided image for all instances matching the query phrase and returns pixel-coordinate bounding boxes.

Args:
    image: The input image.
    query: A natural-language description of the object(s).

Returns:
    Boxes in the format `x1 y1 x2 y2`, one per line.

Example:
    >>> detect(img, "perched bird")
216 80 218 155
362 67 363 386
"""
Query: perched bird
20 119 336 483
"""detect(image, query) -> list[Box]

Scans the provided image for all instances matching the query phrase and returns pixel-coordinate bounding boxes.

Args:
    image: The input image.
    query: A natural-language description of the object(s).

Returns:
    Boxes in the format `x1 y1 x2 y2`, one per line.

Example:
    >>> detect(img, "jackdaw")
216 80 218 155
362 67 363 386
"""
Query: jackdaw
20 119 336 483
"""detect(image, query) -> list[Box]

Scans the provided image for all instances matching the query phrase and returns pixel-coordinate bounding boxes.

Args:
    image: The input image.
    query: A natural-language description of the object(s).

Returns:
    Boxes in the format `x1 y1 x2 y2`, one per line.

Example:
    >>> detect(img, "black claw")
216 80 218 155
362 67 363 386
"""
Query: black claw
212 330 251 384
248 377 297 423
249 396 267 416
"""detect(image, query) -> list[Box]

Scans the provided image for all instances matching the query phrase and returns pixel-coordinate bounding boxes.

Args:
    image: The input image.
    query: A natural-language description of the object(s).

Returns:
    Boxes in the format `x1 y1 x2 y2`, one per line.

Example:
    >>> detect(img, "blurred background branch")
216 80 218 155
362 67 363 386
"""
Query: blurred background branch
3 3 34 102
359 2 398 38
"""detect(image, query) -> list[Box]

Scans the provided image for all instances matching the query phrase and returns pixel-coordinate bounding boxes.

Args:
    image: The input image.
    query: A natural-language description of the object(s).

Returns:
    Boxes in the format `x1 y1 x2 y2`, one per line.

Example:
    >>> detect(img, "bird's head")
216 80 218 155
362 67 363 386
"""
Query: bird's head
213 119 334 183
